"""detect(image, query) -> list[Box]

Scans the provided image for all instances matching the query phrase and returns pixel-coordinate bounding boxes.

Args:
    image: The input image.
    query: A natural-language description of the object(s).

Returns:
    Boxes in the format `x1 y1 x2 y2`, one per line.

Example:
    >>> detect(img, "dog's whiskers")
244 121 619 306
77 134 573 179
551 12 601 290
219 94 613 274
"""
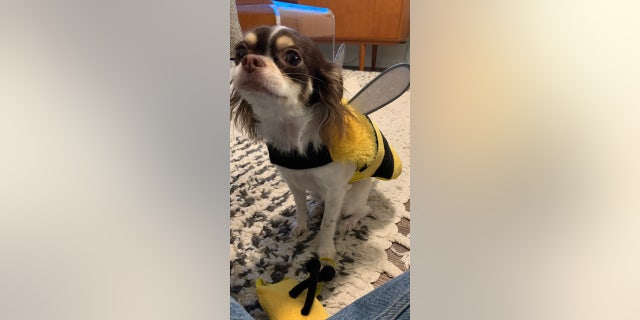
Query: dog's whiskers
285 76 323 97
286 72 327 85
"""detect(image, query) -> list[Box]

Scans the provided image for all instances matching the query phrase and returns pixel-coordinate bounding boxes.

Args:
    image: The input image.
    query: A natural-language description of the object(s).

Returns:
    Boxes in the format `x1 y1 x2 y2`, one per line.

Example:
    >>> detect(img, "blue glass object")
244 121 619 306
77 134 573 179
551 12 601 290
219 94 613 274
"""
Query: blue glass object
272 1 331 14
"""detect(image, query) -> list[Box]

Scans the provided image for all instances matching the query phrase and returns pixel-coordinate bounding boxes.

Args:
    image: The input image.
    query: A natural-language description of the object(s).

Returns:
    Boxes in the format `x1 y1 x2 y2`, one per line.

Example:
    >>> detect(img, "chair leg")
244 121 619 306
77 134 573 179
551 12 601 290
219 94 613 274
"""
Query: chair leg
359 43 366 71
371 45 378 71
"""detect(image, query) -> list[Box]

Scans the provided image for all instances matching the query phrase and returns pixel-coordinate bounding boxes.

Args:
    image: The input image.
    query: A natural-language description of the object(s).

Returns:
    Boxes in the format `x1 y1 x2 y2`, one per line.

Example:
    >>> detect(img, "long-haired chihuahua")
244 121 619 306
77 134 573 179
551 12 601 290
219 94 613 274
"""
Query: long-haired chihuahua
230 26 401 259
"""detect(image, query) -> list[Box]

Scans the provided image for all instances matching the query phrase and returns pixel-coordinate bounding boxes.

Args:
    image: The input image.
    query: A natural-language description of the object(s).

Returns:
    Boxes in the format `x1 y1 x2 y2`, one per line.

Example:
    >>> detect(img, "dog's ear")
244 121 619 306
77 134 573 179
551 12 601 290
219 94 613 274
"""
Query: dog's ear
314 62 343 108
314 62 352 149
231 87 260 140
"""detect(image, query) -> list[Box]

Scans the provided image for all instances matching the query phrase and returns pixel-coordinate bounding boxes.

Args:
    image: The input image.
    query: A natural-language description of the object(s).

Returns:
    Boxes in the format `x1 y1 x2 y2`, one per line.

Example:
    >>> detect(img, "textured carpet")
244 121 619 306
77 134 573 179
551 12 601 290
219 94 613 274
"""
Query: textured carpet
229 69 410 319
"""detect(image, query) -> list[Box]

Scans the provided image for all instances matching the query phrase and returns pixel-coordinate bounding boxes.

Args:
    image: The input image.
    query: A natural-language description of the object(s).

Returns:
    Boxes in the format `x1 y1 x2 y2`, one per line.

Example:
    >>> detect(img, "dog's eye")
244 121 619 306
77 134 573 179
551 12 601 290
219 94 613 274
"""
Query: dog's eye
235 46 248 61
283 50 302 66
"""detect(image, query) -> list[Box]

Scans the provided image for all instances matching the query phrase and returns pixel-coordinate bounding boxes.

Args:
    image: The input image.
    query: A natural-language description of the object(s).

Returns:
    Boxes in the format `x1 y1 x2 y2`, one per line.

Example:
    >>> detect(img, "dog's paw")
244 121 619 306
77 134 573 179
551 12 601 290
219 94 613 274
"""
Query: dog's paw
338 205 371 234
309 201 325 218
317 242 336 260
291 220 308 237
338 217 360 234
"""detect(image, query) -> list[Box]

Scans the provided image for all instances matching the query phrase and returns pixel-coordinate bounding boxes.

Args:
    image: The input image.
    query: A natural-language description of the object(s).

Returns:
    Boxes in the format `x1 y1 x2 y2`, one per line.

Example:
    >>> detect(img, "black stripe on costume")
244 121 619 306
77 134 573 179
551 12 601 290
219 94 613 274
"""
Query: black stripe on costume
372 133 395 179
266 143 333 170
358 115 378 173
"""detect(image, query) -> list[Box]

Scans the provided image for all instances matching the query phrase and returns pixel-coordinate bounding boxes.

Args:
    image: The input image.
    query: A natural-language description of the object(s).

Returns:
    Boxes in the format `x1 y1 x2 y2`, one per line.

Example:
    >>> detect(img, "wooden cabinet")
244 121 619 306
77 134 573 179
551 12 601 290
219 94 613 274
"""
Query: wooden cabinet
235 0 335 40
235 0 277 31
298 0 409 70
298 0 409 43
235 0 409 70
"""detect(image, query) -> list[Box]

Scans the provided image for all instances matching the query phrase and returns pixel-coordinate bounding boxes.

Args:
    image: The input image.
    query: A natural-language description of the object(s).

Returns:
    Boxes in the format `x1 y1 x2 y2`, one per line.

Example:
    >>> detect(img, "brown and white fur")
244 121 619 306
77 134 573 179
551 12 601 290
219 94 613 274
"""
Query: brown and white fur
230 26 372 259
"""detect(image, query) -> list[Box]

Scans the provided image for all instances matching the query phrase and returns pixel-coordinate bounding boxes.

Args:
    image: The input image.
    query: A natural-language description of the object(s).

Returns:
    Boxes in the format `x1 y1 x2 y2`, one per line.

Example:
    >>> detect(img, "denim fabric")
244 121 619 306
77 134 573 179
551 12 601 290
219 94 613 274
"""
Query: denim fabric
230 270 410 320
329 270 410 320
230 298 254 320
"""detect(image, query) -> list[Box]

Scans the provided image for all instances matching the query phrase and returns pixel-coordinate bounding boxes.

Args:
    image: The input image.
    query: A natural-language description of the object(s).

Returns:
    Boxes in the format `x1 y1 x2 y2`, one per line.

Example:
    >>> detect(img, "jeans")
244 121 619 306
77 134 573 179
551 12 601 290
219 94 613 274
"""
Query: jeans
230 270 410 320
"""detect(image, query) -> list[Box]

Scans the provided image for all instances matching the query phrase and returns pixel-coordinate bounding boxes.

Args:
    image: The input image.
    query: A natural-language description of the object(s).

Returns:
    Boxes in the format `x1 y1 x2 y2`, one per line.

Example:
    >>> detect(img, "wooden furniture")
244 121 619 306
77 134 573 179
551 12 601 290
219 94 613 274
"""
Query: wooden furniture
235 0 278 30
298 0 410 70
235 0 335 42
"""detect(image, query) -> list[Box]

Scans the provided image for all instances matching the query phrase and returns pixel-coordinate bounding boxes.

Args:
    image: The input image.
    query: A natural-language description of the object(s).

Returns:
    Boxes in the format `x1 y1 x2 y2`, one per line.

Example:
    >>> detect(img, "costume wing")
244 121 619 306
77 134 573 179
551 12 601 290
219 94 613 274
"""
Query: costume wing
348 63 410 115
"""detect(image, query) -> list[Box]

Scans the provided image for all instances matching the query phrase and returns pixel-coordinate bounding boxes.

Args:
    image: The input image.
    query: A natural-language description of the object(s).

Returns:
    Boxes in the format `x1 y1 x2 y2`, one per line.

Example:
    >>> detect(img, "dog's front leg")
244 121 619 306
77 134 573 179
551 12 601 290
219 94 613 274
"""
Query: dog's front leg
317 187 346 259
289 185 309 236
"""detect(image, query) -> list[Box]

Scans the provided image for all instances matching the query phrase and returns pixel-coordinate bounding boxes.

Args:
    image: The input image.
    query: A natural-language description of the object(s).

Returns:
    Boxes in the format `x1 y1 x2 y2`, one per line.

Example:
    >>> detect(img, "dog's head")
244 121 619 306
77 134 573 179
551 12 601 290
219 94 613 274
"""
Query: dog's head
230 26 349 148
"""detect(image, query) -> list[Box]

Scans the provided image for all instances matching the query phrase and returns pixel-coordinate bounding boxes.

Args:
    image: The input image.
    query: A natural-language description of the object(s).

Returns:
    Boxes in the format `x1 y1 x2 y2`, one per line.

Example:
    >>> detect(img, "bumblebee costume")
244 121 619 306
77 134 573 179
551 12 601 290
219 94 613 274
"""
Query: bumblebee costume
267 104 402 183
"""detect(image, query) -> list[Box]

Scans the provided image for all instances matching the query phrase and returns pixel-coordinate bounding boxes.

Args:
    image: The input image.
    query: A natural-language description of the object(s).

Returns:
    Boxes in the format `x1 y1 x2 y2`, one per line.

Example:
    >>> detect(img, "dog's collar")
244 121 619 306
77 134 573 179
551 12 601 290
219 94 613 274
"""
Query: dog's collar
266 143 333 170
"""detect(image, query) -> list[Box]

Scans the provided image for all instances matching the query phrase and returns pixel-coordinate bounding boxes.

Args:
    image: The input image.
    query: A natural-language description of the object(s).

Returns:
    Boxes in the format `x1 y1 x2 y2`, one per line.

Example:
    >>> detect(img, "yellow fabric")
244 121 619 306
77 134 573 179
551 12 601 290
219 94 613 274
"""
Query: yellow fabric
319 257 336 269
329 103 402 183
256 278 329 320
329 105 378 170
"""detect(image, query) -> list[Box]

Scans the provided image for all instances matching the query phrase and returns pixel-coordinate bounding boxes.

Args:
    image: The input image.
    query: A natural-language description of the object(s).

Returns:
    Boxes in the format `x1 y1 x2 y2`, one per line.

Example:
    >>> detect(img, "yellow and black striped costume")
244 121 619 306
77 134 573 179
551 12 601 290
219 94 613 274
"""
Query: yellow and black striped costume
267 104 402 183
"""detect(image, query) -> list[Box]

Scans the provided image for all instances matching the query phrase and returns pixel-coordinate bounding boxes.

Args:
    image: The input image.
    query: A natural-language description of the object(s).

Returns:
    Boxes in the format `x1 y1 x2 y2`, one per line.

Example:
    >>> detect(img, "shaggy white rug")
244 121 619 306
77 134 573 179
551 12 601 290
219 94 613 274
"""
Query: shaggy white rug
230 68 410 319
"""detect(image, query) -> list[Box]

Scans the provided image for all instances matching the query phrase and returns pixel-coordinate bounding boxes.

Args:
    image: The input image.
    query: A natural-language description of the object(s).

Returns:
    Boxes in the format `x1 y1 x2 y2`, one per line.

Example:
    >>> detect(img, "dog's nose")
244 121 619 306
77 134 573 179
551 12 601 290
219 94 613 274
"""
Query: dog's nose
241 54 266 73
